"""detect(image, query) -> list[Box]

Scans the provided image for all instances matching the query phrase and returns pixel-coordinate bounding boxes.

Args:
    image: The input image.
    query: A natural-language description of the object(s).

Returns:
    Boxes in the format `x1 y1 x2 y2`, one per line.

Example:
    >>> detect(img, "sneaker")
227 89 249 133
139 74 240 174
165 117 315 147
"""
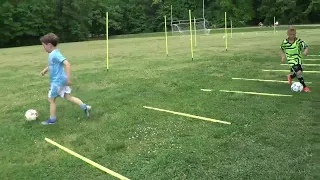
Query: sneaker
287 74 292 85
41 119 57 125
84 105 91 117
303 87 311 92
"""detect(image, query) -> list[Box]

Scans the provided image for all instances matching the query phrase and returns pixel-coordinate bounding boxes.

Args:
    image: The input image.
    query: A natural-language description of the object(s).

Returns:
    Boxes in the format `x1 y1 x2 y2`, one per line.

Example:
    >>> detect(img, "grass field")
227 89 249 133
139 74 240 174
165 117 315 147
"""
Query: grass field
0 27 319 180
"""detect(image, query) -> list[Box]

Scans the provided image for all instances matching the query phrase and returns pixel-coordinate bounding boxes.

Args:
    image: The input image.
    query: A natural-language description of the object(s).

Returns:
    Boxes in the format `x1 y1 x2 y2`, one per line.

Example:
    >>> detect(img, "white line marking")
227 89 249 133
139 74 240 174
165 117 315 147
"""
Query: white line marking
280 64 320 66
201 89 213 91
232 77 312 84
219 90 292 97
262 69 320 73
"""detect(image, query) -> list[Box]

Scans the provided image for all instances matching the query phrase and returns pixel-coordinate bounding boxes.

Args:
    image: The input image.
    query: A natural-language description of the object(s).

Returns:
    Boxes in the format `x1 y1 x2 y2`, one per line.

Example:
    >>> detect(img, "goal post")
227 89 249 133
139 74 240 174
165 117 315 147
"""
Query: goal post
171 18 211 36
170 1 210 36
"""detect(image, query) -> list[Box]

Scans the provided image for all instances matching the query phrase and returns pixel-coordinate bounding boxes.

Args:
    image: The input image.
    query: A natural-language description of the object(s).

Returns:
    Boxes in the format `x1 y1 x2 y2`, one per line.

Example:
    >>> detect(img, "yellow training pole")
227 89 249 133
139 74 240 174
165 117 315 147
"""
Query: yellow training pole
106 12 109 71
164 16 168 56
274 16 276 34
194 17 197 47
230 19 233 39
225 12 227 51
189 10 194 60
45 138 130 180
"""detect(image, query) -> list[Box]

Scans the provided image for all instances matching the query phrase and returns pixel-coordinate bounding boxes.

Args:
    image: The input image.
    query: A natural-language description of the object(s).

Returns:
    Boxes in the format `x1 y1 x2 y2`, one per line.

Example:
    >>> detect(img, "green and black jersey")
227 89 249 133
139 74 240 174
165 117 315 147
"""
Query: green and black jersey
280 38 308 66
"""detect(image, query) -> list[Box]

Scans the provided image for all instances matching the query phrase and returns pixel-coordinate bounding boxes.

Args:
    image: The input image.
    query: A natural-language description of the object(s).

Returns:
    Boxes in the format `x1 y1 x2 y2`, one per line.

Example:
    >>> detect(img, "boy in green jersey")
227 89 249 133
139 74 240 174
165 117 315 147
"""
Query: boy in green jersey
280 26 311 92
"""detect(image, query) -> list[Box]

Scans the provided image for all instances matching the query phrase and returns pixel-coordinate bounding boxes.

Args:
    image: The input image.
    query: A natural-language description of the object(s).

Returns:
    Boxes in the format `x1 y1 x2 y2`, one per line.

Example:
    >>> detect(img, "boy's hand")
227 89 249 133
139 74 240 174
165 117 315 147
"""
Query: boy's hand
303 51 308 56
66 79 72 86
40 70 47 76
280 50 286 63
40 67 48 76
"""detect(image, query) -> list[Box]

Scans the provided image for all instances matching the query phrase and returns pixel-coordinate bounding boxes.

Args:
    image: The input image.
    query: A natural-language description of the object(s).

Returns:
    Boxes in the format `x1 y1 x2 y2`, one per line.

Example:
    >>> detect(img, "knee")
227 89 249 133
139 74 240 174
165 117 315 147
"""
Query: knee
64 93 71 100
296 71 302 78
48 98 55 104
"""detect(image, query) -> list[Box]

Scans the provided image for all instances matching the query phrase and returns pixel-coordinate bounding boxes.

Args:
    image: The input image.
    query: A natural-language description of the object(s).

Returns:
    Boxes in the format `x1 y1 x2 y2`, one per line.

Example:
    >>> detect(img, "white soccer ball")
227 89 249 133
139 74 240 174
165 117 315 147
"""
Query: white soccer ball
25 109 39 121
291 82 303 92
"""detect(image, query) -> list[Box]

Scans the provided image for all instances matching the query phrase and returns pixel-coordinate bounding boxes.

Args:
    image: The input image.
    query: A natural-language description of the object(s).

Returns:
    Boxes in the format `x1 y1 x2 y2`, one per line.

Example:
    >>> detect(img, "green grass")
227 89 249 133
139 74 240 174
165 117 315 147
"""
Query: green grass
0 28 319 180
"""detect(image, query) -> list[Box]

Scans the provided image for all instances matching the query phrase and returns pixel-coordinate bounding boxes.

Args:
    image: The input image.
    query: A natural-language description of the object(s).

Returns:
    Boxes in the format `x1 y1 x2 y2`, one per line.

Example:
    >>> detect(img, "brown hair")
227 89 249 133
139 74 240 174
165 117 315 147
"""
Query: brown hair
287 25 296 34
40 33 59 46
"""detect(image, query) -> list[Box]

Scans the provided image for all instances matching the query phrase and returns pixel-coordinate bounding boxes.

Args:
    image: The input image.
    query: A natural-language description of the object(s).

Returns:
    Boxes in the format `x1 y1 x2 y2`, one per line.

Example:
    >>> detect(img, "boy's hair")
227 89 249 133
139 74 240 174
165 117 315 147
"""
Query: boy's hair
287 25 296 34
40 33 59 46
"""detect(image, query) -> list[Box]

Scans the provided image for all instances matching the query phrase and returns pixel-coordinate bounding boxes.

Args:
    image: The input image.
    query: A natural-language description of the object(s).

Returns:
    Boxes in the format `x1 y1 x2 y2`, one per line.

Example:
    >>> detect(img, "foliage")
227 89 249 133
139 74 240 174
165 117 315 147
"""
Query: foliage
0 0 319 48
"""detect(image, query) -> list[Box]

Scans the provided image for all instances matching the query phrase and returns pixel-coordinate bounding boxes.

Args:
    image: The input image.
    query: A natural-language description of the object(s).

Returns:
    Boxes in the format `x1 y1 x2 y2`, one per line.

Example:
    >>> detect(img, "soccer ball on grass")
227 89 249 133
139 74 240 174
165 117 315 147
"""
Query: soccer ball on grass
291 82 303 92
25 109 39 121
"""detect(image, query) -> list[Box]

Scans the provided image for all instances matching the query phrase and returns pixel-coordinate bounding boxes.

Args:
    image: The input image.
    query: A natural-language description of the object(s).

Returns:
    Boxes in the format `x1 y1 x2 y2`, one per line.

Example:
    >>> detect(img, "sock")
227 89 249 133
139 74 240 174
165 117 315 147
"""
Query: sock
290 74 296 78
50 116 57 121
298 77 306 88
80 104 87 110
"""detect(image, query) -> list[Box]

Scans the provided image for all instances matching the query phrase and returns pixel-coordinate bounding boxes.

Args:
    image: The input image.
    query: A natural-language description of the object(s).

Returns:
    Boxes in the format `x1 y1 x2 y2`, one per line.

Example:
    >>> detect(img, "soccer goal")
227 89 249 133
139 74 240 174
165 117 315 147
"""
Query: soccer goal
171 18 211 36
169 1 210 36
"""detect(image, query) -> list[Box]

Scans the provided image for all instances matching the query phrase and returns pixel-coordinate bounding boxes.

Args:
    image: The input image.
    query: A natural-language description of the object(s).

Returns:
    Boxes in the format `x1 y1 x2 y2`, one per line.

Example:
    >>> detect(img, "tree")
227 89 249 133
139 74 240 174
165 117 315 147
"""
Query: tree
0 0 318 48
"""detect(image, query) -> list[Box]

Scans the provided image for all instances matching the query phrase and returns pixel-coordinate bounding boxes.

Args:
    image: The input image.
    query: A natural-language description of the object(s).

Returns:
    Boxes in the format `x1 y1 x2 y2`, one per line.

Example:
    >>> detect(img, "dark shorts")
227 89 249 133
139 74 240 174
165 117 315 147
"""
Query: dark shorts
290 64 303 73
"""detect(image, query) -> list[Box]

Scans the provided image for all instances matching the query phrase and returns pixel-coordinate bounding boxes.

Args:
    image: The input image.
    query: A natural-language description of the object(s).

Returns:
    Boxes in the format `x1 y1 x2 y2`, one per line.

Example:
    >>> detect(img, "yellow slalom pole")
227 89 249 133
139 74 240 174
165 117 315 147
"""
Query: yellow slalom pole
106 12 109 71
225 12 227 51
193 17 197 47
164 15 168 56
143 106 231 125
45 138 130 180
274 16 276 34
189 10 194 60
230 19 233 39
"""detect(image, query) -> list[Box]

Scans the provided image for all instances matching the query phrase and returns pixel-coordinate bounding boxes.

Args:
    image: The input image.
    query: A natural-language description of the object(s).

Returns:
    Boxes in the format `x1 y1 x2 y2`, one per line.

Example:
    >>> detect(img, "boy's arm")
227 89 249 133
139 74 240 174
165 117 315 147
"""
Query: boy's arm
302 41 309 55
280 50 286 63
63 60 71 85
40 66 49 76
280 42 286 63
54 51 70 85
303 46 309 56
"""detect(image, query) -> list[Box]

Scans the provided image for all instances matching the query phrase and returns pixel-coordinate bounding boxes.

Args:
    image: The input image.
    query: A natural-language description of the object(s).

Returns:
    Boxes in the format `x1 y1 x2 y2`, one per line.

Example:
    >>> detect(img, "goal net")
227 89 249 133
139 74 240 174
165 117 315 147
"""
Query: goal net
171 18 211 36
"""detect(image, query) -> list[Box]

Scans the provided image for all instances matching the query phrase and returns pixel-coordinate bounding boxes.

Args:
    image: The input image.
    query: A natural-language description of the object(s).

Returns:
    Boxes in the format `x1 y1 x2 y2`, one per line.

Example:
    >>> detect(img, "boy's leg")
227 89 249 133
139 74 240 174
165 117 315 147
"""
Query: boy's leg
49 98 57 119
64 93 84 106
294 65 311 92
64 93 91 117
288 66 297 84
42 85 59 125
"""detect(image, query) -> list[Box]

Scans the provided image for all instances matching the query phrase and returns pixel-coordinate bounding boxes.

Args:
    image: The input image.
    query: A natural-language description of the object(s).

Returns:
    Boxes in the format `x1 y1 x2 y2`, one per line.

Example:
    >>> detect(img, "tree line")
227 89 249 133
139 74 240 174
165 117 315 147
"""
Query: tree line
0 0 319 48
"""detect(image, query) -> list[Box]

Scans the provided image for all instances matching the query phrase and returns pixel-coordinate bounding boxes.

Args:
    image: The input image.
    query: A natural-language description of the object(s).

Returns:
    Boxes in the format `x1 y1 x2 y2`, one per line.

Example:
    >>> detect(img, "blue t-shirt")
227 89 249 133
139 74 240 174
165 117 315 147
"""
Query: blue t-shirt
48 49 67 86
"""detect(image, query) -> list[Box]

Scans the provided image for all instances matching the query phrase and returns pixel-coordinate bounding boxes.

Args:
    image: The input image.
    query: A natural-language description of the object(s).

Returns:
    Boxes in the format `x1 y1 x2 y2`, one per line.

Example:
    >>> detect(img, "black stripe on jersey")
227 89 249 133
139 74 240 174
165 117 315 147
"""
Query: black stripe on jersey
286 53 302 58
282 43 296 48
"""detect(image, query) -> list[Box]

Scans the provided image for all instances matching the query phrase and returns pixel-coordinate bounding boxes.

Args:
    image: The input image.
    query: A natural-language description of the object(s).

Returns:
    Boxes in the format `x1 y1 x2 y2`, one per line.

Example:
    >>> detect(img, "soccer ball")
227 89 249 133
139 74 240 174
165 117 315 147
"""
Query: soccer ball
291 82 303 92
25 109 39 121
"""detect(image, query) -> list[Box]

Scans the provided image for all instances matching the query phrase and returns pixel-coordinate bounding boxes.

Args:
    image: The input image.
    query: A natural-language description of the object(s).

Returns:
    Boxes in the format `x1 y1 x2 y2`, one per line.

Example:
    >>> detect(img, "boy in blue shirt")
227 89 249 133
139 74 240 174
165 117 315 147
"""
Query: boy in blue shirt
40 33 91 125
